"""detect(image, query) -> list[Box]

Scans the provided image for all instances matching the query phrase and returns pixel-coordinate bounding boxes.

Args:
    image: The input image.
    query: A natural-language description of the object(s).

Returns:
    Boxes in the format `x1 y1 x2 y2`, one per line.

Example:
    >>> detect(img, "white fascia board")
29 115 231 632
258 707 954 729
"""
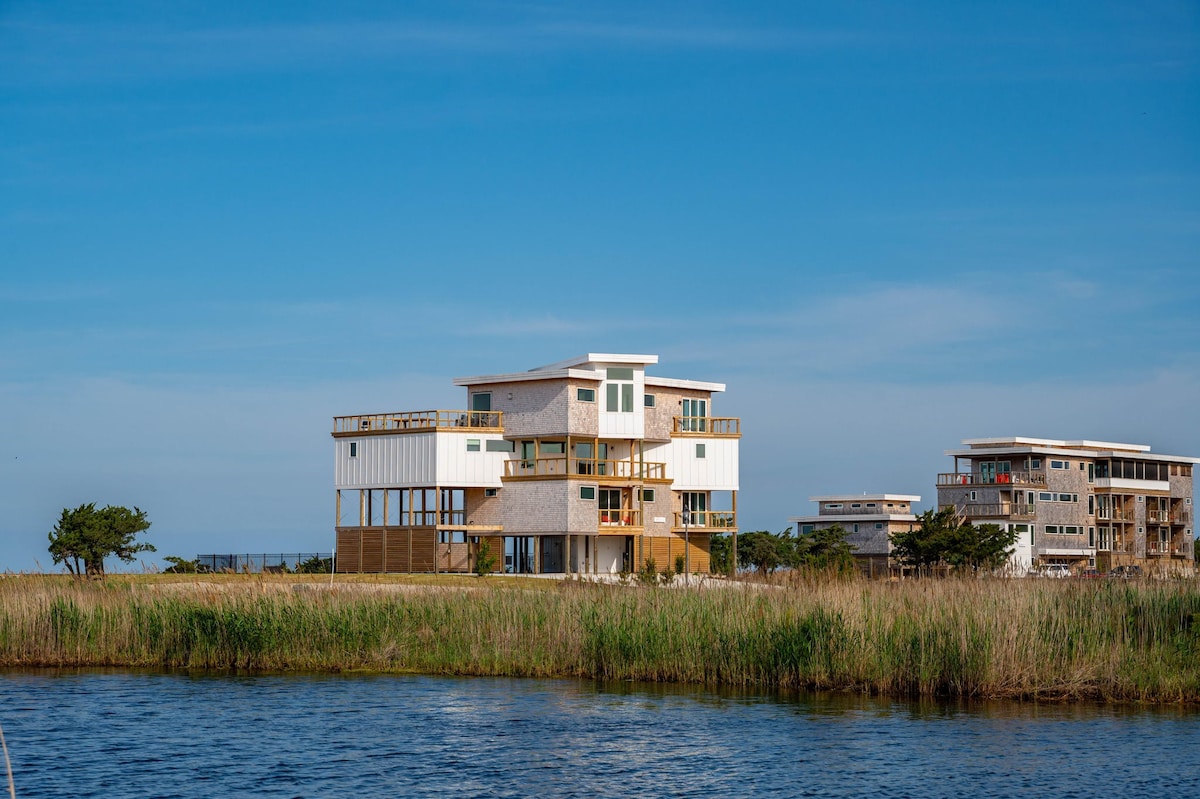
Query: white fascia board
789 514 917 524
453 367 603 387
531 353 659 371
961 436 1152 453
808 494 921 503
644 376 726 393
1093 451 1200 464
946 446 1199 464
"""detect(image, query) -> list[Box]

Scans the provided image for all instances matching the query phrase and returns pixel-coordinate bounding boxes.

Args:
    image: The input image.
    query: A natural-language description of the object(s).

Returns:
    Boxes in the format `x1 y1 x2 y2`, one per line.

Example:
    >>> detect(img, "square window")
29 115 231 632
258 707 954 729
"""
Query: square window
875 522 883 530
800 524 815 535
638 489 655 503
349 442 358 457
696 443 706 458
580 486 596 501
577 388 596 402
644 394 656 407
471 393 492 412
467 439 480 452
484 488 498 498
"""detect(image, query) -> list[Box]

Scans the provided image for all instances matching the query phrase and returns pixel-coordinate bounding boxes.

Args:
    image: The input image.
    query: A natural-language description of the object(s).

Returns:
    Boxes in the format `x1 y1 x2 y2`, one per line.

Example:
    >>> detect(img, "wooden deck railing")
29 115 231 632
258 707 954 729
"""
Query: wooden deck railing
672 417 741 436
504 458 667 480
599 509 643 528
672 511 736 529
962 503 1036 519
937 471 1046 486
333 410 503 434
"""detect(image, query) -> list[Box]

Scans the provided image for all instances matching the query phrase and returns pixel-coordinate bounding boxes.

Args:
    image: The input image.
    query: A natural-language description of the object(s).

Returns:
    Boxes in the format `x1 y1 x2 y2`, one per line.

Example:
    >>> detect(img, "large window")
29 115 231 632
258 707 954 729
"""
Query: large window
605 368 634 413
471 392 492 411
682 398 707 431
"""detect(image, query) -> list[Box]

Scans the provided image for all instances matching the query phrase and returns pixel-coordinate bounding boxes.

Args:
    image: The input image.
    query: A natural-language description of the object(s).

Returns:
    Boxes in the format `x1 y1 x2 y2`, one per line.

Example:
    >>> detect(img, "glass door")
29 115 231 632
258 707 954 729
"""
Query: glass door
682 399 707 432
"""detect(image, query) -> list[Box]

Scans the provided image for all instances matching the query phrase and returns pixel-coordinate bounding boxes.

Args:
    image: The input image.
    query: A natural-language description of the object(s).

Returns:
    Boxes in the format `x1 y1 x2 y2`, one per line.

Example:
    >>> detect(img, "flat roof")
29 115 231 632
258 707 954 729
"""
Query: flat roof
789 514 918 524
947 439 1199 464
809 494 921 503
961 436 1152 452
454 353 725 392
531 353 658 371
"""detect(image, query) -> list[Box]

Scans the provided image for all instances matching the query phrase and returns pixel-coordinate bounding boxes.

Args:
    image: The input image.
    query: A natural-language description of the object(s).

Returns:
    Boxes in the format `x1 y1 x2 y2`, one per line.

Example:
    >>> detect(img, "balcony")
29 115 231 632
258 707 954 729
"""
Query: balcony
962 503 1036 520
333 410 503 435
1146 540 1182 557
672 417 741 437
672 511 737 531
936 471 1046 487
504 457 667 481
1096 509 1136 522
598 509 643 530
1146 510 1170 524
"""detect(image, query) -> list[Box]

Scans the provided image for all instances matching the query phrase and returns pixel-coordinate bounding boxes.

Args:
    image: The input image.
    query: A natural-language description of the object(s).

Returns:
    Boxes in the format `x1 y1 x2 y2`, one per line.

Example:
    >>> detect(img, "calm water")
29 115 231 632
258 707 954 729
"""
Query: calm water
1 671 1198 798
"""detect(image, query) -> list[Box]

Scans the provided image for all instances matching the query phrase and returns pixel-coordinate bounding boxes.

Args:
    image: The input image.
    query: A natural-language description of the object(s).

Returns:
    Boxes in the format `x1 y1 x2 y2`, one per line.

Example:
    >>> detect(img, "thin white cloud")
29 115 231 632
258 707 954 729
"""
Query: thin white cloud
0 15 874 84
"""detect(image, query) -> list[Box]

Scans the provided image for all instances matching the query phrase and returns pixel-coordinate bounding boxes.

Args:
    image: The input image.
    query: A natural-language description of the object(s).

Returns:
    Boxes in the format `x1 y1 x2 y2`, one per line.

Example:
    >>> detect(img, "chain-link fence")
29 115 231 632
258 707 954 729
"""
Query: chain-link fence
192 553 334 573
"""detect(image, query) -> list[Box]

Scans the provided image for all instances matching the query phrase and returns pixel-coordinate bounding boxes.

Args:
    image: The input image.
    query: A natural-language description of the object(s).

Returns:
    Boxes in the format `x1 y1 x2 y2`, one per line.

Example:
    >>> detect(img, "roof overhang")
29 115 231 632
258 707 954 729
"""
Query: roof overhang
809 494 921 503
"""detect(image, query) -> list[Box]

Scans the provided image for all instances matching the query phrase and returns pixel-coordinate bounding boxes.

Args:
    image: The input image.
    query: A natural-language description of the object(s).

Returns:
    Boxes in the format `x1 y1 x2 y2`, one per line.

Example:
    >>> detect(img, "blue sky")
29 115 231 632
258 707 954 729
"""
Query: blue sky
2 1 1198 571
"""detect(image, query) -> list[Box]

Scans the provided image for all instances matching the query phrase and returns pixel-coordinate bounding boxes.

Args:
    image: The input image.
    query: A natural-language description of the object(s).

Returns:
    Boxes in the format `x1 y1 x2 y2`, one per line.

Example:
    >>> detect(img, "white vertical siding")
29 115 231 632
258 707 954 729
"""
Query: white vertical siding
435 434 507 487
598 367 645 439
334 432 506 489
655 438 740 491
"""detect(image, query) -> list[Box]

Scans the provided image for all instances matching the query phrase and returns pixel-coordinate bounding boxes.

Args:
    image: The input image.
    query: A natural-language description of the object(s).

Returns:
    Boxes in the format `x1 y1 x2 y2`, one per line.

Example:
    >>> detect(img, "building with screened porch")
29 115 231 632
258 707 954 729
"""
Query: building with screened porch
936 437 1196 575
332 353 740 575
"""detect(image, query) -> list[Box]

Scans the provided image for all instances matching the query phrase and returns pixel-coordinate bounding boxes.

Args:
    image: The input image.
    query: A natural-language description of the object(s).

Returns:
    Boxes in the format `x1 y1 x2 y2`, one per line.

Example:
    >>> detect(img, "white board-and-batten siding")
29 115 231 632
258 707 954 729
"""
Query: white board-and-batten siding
335 433 507 489
654 438 739 491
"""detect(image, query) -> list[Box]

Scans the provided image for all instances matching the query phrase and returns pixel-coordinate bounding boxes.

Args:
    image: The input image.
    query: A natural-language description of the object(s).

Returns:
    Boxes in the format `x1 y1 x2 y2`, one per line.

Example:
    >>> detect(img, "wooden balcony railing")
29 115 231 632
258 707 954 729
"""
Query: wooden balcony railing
334 410 503 434
673 511 736 529
672 417 741 436
937 471 1046 487
599 509 642 528
1097 510 1136 522
962 503 1036 520
1040 532 1088 547
1146 540 1182 556
1146 510 1170 524
504 458 667 480
1172 511 1193 525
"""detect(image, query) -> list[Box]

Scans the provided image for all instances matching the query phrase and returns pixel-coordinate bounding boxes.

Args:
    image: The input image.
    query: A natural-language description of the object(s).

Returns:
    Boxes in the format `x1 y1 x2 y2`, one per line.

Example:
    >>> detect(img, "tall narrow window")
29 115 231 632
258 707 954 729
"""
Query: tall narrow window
349 442 358 457
605 368 635 413
682 398 707 432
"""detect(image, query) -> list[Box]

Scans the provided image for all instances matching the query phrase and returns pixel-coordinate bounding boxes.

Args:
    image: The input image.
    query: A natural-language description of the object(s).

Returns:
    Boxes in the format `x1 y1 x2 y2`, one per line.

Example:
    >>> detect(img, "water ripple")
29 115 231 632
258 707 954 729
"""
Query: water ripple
0 671 1197 798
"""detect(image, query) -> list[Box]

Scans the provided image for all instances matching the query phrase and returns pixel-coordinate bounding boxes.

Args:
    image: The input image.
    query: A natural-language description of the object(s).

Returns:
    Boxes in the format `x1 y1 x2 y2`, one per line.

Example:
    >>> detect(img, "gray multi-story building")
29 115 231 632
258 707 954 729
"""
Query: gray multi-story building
789 494 920 576
936 437 1196 575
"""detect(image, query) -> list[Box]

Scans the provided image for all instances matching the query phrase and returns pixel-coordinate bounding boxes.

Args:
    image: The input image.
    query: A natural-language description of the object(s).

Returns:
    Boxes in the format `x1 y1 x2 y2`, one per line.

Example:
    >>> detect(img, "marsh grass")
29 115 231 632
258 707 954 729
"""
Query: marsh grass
2 574 1198 701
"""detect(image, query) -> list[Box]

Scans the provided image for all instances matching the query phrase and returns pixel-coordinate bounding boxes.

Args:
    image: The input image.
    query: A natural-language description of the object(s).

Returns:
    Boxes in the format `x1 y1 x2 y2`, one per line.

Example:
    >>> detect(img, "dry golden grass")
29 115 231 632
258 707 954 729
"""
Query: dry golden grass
1 573 1197 702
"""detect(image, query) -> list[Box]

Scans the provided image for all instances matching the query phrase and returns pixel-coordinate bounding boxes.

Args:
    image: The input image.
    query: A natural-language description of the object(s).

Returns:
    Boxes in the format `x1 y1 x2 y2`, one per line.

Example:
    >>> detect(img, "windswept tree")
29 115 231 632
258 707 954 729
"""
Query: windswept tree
48 503 154 578
737 530 788 574
793 524 856 573
890 508 1017 574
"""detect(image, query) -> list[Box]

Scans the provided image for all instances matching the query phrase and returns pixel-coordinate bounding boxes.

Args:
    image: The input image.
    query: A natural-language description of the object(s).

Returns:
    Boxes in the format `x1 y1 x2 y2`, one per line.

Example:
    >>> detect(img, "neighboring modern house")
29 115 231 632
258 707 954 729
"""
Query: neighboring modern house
332 353 740 575
936 437 1196 575
788 494 920 576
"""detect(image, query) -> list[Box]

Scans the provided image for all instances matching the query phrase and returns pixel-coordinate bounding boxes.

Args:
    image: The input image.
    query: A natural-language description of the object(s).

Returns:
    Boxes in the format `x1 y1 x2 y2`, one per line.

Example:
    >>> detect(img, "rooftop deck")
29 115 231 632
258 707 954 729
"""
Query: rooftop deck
333 410 503 436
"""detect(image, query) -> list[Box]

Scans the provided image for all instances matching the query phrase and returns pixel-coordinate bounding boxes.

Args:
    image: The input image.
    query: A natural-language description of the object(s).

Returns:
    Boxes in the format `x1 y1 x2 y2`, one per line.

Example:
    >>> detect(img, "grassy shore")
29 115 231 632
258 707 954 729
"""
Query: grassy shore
1 573 1198 702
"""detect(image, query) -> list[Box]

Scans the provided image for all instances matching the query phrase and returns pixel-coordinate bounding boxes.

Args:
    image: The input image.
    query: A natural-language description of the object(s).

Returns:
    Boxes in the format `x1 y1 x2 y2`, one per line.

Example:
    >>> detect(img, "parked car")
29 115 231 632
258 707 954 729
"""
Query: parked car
1040 564 1072 579
1108 565 1144 579
1078 568 1103 579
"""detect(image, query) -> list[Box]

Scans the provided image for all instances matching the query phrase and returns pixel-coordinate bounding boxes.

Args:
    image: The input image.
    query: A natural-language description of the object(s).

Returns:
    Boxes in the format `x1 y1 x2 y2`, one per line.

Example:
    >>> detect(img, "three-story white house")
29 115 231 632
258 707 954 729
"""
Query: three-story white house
332 353 740 575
